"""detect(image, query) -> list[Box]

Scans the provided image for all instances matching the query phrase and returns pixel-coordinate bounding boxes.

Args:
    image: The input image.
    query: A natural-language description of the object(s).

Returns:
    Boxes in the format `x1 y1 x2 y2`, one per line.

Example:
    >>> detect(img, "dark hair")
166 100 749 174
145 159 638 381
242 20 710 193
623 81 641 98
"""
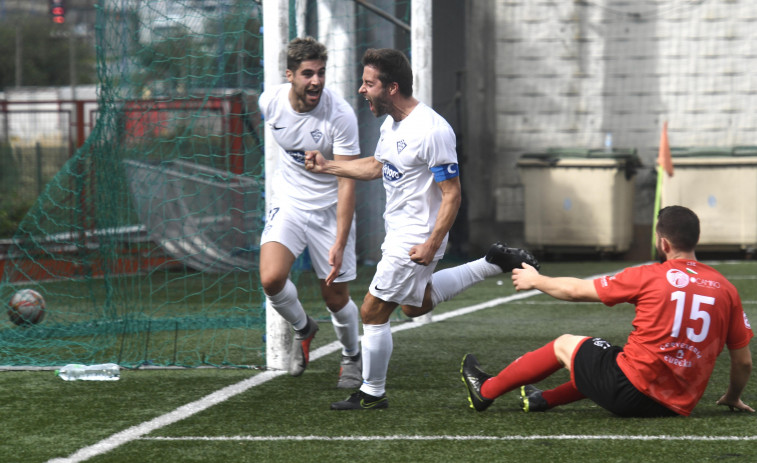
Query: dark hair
287 37 328 72
361 48 413 97
656 206 700 252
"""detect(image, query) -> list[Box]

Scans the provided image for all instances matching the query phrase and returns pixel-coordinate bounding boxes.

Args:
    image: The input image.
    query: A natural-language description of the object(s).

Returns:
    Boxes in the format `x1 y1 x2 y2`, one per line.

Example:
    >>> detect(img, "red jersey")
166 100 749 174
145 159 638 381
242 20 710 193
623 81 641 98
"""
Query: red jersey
594 259 753 416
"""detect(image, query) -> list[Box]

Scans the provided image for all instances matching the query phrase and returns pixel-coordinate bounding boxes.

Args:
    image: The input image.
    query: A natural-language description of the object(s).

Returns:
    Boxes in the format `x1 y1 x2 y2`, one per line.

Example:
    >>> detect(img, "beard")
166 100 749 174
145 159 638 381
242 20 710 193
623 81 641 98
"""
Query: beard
656 244 666 263
368 91 392 117
292 84 322 112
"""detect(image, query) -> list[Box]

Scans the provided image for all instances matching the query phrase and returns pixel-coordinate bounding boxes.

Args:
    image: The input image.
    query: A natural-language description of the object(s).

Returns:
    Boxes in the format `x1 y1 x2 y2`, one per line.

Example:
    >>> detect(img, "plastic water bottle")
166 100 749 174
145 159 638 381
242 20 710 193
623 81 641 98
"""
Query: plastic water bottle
56 363 121 381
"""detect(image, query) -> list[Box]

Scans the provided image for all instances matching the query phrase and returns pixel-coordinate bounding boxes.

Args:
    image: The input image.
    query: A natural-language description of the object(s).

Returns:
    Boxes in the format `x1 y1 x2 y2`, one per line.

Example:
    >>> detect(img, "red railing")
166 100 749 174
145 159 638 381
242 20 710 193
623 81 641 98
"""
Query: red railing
0 93 256 283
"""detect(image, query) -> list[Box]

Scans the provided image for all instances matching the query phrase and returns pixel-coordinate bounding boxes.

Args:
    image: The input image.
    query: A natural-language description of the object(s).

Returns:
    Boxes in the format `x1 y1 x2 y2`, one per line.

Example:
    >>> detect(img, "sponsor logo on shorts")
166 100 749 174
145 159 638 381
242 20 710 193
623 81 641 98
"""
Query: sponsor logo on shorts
592 338 611 349
666 269 690 288
382 162 403 182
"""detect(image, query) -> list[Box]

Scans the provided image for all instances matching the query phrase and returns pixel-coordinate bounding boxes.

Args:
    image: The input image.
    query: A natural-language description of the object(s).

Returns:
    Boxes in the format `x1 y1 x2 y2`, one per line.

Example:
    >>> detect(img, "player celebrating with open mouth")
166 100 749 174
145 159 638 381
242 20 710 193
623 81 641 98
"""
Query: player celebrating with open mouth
306 48 538 409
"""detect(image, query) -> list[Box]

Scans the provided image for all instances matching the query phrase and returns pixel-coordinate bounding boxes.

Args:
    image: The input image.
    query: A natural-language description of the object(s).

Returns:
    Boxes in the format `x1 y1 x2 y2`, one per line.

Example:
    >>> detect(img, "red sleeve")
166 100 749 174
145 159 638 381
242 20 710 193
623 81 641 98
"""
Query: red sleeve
593 266 644 307
726 288 754 350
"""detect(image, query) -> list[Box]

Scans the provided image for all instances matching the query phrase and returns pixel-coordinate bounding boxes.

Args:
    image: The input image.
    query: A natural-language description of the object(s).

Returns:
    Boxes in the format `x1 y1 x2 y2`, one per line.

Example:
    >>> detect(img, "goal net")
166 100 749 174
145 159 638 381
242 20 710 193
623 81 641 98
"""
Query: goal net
0 0 412 368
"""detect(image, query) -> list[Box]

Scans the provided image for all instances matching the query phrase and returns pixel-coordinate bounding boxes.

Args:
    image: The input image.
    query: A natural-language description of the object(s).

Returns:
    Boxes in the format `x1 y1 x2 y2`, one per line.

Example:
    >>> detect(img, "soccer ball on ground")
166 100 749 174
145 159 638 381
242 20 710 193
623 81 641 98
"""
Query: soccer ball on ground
8 289 46 326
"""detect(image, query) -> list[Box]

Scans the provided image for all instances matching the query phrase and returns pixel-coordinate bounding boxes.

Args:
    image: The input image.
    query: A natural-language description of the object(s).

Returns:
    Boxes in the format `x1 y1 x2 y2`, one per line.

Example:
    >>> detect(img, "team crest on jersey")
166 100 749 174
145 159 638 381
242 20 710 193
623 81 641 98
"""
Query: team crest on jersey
382 162 403 181
310 129 323 142
397 139 407 154
666 269 690 288
744 312 752 329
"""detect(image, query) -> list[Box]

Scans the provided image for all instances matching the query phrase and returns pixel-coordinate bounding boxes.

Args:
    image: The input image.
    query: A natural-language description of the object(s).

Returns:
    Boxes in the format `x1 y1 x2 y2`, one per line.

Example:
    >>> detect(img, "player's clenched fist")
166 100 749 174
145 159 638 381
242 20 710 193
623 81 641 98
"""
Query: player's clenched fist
511 262 539 291
304 150 326 172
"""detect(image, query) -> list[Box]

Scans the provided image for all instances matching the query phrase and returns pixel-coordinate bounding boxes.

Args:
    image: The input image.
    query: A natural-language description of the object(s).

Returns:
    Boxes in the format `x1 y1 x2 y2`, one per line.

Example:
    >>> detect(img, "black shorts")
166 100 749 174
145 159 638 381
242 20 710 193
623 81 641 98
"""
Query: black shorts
572 337 679 418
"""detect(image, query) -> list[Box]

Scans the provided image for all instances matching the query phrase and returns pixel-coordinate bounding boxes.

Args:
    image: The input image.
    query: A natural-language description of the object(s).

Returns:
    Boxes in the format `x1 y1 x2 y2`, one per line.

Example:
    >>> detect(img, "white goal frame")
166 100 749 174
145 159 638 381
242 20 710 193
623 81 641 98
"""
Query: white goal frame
263 0 433 370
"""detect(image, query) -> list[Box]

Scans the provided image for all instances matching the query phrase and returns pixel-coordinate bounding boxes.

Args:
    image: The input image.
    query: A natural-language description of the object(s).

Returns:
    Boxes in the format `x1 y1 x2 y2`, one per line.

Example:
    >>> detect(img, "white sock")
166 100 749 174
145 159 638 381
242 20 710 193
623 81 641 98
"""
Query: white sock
430 257 500 307
266 279 307 331
360 322 392 397
329 299 360 357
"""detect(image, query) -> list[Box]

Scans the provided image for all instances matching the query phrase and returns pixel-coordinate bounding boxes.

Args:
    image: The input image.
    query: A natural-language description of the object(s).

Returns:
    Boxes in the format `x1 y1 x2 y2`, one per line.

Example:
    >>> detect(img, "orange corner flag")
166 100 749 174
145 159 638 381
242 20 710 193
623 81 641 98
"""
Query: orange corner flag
657 121 673 177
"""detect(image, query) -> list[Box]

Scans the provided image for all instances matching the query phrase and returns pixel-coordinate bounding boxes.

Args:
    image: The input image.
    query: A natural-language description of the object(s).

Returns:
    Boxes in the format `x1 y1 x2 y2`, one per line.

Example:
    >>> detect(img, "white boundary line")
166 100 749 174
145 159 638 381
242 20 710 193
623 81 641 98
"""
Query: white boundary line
47 286 548 463
47 370 288 463
50 266 756 462
139 434 757 442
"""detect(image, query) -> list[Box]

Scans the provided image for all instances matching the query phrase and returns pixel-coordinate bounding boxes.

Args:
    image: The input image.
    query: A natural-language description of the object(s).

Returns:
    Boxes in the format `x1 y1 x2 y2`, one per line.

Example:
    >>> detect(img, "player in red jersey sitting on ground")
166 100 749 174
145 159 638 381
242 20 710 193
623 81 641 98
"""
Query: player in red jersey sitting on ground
462 205 753 417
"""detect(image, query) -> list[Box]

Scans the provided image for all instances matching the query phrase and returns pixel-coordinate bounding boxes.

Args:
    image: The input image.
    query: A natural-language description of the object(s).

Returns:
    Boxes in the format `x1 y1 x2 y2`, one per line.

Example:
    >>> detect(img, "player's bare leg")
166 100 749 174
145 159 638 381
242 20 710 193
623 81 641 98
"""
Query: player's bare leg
401 243 517 319
259 241 296 297
260 242 316 376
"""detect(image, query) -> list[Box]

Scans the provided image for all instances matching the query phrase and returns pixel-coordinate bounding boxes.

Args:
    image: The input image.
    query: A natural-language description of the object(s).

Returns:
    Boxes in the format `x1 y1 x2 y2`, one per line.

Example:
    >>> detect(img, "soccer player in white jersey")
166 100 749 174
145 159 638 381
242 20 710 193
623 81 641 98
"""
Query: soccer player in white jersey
305 48 516 409
258 37 362 388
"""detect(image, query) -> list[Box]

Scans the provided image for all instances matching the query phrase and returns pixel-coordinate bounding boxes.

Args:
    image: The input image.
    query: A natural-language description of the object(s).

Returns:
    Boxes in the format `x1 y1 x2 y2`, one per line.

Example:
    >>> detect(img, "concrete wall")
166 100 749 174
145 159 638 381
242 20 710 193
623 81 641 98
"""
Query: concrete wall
463 1 757 258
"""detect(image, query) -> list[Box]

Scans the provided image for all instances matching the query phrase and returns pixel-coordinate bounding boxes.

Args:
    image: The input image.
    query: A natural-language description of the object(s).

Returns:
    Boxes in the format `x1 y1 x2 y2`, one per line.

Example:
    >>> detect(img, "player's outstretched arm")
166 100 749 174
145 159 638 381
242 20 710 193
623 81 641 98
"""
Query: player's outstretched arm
716 345 754 412
305 150 382 181
512 264 601 302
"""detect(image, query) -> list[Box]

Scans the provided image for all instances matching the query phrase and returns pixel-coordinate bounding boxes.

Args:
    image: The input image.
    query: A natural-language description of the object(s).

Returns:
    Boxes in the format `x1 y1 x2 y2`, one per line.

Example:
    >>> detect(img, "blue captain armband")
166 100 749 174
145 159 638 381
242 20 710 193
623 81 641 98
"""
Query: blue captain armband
430 163 460 182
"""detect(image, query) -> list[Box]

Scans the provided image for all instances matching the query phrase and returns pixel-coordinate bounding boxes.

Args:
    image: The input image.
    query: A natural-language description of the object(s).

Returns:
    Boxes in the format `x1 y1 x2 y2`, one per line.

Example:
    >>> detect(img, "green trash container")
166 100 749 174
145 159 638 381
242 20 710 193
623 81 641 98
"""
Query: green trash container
517 148 641 254
661 146 757 252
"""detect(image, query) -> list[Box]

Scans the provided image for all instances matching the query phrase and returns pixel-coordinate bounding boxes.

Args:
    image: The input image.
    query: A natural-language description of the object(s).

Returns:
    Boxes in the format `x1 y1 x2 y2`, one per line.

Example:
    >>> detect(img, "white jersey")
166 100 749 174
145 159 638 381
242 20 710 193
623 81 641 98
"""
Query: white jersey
259 84 360 210
374 102 458 258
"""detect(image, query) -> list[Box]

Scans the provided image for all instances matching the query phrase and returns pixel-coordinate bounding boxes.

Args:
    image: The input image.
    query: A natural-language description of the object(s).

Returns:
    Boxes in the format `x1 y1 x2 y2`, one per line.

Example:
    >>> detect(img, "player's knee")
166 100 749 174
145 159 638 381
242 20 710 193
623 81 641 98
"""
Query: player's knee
360 297 394 324
553 334 586 367
400 304 432 318
323 294 350 312
260 273 287 296
361 312 384 324
321 283 350 311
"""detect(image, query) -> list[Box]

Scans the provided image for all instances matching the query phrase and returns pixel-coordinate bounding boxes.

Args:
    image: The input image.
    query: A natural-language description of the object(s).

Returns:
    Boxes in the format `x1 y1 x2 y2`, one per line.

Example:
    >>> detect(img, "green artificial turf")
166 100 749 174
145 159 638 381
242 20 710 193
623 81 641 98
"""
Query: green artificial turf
4 260 756 463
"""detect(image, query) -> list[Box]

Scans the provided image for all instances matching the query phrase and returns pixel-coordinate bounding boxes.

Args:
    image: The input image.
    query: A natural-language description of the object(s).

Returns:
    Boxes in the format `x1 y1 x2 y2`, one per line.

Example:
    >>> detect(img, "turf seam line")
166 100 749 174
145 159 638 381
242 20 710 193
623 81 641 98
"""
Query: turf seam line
138 434 757 442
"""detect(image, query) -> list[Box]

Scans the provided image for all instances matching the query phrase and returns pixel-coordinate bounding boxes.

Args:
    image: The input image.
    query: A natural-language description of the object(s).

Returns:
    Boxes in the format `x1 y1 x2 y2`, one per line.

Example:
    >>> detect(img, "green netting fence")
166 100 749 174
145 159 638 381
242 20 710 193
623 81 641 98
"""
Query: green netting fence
0 0 411 368
0 1 266 368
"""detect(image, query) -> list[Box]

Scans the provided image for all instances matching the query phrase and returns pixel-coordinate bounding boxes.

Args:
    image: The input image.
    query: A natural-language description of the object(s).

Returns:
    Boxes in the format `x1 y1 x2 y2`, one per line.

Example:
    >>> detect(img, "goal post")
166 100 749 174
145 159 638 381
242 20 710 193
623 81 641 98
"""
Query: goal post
410 0 433 324
0 0 428 370
262 0 290 371
262 0 432 367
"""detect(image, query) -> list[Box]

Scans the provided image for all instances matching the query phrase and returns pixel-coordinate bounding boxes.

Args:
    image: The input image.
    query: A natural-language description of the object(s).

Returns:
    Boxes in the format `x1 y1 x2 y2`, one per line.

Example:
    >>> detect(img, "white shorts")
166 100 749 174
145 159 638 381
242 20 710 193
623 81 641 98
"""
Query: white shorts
369 250 439 307
260 200 357 283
